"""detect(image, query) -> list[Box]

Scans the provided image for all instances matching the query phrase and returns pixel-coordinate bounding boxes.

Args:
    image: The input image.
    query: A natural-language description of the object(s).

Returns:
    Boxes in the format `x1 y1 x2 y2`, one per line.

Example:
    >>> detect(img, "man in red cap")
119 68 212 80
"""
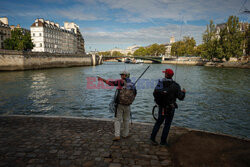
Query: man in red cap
150 68 186 146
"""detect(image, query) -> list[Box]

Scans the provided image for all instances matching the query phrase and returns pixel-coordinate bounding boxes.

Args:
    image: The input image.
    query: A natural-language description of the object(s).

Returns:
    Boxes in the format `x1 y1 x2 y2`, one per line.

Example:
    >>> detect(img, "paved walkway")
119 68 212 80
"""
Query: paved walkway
1 115 249 167
0 115 181 167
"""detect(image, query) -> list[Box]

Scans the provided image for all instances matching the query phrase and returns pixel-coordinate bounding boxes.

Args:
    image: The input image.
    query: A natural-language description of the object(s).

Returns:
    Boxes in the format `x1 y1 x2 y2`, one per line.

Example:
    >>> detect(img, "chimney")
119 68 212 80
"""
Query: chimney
0 17 9 25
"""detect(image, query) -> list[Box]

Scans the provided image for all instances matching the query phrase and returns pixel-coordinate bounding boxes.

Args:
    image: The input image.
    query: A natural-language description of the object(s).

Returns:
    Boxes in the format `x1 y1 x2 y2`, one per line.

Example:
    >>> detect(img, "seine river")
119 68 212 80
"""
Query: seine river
0 62 249 139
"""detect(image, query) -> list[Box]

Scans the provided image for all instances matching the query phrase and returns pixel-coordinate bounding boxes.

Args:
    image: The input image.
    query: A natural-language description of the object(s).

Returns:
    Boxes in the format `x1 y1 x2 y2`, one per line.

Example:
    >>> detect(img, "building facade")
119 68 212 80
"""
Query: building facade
30 18 85 54
0 17 11 49
164 36 175 56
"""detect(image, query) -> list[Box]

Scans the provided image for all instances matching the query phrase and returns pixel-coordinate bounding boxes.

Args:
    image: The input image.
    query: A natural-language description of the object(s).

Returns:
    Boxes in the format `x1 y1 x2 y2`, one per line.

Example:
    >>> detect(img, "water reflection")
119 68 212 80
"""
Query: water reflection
28 73 53 113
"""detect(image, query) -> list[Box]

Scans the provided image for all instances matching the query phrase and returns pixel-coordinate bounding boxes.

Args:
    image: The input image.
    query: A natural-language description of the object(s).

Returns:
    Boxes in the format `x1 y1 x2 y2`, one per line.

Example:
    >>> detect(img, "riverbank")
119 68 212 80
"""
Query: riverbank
162 60 250 68
0 115 249 167
0 49 103 71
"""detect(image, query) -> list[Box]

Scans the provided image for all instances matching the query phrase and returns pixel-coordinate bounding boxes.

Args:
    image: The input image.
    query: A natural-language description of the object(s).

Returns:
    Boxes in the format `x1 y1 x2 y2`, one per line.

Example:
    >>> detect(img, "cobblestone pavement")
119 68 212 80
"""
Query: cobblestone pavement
0 115 183 167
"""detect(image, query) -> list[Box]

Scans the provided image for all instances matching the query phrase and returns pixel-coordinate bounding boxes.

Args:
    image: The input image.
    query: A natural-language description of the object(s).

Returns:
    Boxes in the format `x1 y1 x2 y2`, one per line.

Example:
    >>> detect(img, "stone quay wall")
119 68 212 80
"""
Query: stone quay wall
0 49 102 71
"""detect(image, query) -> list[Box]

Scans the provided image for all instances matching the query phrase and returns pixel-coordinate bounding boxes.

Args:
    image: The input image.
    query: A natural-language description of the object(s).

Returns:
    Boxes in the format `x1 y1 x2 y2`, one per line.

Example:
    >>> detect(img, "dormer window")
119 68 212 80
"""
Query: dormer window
36 23 38 26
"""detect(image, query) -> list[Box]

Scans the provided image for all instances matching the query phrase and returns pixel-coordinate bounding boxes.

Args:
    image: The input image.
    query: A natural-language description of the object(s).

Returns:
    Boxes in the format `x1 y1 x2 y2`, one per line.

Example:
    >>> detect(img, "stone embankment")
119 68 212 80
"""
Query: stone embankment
0 49 103 71
162 56 250 69
0 115 249 167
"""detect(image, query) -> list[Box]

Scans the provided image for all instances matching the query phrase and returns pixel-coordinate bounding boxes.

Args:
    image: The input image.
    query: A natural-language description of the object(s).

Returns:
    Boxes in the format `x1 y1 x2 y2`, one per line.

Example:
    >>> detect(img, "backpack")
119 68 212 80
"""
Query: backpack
118 89 136 105
154 80 173 106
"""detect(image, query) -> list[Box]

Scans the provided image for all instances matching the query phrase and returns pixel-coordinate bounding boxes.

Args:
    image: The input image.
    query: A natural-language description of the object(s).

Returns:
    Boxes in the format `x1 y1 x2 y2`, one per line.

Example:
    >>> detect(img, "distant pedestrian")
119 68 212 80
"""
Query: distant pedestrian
97 71 137 141
150 68 186 146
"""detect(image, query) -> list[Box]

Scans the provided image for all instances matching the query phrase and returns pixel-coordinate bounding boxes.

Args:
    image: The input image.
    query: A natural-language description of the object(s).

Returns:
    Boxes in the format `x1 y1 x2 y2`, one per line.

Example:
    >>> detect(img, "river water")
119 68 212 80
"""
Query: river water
0 62 249 139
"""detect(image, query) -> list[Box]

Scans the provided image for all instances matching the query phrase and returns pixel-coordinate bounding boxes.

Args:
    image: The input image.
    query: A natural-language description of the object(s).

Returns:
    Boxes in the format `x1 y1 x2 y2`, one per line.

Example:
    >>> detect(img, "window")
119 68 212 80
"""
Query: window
40 43 42 47
39 33 42 36
33 33 35 37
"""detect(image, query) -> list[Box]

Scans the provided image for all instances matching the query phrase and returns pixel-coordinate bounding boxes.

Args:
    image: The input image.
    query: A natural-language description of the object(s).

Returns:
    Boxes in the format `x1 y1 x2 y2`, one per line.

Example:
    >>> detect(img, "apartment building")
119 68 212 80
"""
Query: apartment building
30 18 85 54
0 17 11 49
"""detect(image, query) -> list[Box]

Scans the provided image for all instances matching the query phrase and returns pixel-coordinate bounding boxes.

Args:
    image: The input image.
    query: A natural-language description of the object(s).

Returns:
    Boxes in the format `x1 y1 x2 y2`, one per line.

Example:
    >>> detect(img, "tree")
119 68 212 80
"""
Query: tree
127 52 132 56
98 51 111 56
202 20 218 60
246 25 250 56
158 44 166 56
194 44 206 57
219 16 244 60
200 16 246 61
112 51 123 56
170 36 196 57
4 29 34 51
133 47 147 56
183 36 196 56
171 41 185 56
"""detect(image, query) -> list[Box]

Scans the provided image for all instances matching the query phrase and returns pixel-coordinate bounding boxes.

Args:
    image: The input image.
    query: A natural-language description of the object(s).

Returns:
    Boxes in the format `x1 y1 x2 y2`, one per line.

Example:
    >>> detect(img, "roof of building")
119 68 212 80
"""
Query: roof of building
0 20 10 28
31 20 77 35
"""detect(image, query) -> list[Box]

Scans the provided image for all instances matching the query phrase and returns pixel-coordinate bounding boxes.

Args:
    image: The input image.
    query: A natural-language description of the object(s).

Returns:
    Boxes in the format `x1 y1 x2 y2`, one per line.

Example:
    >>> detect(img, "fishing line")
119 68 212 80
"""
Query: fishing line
174 15 184 82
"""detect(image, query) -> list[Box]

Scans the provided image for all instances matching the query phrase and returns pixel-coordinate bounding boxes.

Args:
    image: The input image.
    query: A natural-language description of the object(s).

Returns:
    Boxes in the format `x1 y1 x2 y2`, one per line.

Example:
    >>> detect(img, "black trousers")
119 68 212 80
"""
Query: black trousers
150 106 175 143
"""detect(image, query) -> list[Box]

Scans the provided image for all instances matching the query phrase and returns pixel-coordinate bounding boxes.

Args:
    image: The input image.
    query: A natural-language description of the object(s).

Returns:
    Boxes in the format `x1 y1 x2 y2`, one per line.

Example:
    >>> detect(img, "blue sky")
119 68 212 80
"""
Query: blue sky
1 0 249 52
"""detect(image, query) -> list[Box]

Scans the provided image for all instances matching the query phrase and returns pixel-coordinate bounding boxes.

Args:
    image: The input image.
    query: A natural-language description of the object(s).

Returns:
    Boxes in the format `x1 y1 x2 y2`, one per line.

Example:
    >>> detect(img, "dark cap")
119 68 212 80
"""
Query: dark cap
162 69 174 77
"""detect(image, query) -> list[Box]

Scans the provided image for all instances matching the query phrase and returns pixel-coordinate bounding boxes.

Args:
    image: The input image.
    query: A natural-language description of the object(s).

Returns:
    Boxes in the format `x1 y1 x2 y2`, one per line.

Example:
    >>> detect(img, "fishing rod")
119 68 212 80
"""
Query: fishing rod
133 65 150 86
129 65 150 124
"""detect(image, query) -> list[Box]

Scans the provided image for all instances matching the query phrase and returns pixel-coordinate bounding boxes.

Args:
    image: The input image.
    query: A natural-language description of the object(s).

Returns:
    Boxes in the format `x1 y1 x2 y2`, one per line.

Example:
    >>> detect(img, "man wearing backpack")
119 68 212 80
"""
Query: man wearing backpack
97 71 137 141
150 68 186 146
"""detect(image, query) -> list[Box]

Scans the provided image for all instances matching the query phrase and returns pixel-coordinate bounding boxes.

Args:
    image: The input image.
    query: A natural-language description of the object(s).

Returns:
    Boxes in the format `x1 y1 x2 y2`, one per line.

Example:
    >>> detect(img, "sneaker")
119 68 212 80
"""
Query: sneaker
150 139 158 146
112 136 120 141
160 142 170 147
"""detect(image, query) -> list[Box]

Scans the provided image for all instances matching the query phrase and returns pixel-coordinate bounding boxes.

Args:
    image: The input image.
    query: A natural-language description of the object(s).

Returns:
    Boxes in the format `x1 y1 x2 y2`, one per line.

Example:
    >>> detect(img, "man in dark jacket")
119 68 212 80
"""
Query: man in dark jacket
150 68 186 146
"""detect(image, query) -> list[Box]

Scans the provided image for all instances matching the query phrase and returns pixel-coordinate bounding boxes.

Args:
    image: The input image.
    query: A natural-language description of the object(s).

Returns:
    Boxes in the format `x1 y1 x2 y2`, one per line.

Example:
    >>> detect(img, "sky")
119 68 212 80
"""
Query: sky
0 0 249 52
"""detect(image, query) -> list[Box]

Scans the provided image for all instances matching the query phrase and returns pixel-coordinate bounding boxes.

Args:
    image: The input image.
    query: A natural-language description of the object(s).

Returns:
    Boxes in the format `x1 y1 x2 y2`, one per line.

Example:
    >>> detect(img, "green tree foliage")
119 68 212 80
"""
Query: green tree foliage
220 16 244 60
147 43 165 56
112 51 123 56
183 36 196 55
4 29 34 51
202 20 218 60
133 44 166 56
194 43 206 57
98 51 111 56
171 36 196 56
133 47 147 56
199 16 246 61
246 25 250 56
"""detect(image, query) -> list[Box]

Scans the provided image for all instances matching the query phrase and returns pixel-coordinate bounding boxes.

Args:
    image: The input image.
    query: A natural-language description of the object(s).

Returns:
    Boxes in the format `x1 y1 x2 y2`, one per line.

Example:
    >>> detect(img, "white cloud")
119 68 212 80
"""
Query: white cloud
98 0 244 23
83 24 206 51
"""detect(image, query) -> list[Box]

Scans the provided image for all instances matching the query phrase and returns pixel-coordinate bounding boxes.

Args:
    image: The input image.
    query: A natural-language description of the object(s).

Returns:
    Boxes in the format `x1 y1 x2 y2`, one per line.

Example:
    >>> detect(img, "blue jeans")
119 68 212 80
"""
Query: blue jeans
150 106 175 143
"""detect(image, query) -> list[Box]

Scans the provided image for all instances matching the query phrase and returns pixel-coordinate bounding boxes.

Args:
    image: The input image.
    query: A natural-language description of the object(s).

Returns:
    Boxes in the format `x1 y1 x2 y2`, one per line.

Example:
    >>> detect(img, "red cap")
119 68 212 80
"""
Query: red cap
162 69 174 77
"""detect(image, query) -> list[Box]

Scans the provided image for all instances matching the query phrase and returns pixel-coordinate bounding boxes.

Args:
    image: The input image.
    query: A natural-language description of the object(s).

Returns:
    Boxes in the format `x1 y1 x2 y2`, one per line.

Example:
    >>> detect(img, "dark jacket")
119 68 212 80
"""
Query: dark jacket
153 78 185 107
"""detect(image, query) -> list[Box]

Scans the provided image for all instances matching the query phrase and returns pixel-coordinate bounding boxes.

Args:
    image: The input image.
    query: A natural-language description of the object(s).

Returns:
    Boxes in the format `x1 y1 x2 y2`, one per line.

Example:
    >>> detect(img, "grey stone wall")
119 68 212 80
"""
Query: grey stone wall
0 49 101 71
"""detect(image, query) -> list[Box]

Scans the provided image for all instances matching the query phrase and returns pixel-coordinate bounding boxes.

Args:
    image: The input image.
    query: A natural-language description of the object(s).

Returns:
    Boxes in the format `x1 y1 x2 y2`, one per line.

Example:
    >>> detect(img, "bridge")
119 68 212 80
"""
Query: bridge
102 55 163 63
